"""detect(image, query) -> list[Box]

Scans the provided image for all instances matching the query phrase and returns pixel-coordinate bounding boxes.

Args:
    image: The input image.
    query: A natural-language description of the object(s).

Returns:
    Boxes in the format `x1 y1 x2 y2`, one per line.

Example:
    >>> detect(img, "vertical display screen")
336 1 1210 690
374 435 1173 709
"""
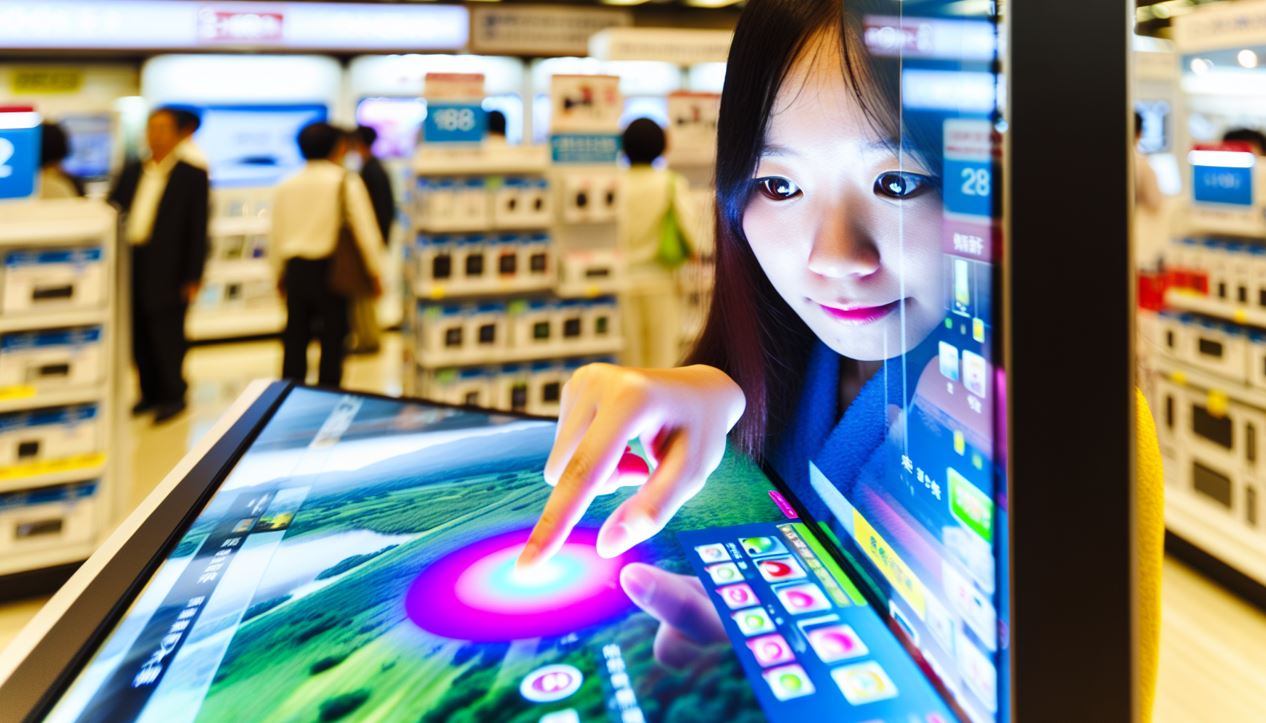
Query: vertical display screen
769 4 1007 722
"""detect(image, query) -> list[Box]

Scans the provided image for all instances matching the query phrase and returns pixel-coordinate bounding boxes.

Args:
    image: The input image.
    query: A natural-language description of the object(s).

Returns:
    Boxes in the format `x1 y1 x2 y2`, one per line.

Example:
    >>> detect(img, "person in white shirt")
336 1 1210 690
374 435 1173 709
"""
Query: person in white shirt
272 122 384 387
617 118 699 368
37 122 83 199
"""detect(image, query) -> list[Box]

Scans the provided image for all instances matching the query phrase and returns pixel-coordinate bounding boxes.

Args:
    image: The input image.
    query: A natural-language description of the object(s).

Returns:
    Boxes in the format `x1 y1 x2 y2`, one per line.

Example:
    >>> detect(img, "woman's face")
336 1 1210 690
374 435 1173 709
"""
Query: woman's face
742 39 944 362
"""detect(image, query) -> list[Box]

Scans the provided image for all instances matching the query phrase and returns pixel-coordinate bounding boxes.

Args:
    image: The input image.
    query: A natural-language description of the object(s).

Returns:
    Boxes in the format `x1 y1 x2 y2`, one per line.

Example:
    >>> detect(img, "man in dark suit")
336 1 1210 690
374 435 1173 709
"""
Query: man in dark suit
108 107 210 423
348 125 394 245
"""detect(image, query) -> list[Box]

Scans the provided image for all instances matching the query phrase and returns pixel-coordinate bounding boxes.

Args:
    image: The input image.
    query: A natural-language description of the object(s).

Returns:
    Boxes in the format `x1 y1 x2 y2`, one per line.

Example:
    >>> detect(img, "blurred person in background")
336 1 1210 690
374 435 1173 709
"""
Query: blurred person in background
168 106 208 170
108 107 210 424
273 122 383 386
1222 126 1266 156
486 110 508 145
345 125 394 353
617 117 699 369
37 121 84 199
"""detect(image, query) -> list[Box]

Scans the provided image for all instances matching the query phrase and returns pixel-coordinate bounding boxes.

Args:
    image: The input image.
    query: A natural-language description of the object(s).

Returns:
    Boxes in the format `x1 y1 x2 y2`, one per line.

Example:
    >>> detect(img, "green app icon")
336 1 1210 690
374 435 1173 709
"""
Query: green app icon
949 467 994 543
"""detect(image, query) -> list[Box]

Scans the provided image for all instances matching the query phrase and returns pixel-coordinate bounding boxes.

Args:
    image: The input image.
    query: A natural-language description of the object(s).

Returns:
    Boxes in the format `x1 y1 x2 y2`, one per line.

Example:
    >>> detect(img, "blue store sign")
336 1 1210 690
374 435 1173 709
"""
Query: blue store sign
423 103 486 144
550 133 621 164
1193 163 1253 207
0 108 41 200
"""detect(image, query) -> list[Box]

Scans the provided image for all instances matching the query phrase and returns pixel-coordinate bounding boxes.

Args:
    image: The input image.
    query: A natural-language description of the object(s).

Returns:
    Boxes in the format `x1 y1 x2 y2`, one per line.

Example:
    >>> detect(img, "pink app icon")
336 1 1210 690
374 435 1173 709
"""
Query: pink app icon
757 556 807 582
746 633 795 667
774 582 832 614
717 583 757 609
806 624 869 663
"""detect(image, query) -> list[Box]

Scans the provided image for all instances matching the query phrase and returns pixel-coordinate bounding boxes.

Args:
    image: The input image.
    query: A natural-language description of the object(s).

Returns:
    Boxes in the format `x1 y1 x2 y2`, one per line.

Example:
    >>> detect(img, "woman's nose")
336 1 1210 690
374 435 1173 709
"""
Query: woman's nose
806 209 881 279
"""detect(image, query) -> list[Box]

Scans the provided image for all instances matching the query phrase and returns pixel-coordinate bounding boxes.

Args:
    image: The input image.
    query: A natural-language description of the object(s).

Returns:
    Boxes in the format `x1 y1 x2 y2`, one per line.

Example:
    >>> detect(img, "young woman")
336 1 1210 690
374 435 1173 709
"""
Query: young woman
519 0 1162 714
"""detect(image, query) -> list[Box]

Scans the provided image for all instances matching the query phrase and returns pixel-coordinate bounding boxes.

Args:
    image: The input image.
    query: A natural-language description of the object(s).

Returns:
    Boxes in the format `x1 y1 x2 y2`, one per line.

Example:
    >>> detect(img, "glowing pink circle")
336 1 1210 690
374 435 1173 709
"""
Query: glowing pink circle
405 528 635 642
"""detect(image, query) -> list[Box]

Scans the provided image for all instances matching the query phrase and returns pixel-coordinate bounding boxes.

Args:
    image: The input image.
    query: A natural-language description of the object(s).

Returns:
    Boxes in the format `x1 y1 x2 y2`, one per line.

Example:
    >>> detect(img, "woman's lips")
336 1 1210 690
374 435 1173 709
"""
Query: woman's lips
816 299 902 325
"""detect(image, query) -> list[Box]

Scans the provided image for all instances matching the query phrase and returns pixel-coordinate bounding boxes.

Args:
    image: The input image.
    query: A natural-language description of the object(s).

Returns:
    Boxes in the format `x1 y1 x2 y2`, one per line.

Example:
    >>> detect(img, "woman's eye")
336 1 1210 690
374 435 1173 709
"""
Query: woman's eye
755 176 802 201
874 171 932 199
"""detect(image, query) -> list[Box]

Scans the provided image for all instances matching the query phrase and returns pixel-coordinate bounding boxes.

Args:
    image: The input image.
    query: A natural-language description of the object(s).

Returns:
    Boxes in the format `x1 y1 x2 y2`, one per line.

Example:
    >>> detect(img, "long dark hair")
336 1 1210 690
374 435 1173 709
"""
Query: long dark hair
684 0 903 458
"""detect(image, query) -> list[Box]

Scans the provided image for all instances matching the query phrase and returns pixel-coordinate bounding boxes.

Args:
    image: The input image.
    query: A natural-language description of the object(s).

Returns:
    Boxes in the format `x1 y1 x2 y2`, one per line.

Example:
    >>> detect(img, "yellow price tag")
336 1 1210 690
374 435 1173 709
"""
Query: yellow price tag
0 385 36 402
429 285 446 300
0 452 106 482
1234 309 1248 324
1208 390 1230 418
585 285 600 298
1171 370 1188 385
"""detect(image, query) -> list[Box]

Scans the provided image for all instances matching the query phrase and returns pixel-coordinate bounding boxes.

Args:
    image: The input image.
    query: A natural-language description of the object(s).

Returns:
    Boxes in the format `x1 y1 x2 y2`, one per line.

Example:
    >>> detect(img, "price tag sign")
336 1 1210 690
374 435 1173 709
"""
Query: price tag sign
423 73 486 145
424 103 486 144
0 106 41 200
942 118 998 220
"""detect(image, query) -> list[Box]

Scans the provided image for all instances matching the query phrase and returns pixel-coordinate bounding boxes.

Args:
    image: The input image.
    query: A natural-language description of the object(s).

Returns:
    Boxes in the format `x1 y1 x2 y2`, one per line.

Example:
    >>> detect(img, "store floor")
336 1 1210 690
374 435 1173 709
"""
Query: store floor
1 334 1265 719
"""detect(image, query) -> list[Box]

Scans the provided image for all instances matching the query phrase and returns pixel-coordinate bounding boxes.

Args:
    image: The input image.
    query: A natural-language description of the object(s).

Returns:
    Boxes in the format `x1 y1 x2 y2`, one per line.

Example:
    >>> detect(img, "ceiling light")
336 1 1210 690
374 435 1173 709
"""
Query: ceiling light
1239 49 1259 69
1190 57 1213 75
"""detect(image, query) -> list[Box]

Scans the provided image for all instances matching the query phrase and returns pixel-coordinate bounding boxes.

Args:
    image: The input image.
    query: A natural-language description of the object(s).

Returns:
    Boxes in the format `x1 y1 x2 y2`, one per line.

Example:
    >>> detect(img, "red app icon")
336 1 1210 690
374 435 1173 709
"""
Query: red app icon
757 556 807 582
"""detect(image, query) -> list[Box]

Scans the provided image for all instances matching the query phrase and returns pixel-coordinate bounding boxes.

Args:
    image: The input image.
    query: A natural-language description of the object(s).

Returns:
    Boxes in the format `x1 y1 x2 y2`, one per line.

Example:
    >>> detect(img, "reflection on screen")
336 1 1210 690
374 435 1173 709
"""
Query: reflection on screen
58 114 114 181
356 97 427 159
773 6 1007 723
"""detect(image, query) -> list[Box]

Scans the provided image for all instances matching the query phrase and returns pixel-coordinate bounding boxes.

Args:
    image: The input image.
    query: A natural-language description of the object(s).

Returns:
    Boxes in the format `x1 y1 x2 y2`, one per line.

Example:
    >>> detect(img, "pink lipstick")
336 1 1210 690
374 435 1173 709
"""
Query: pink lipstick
817 299 901 325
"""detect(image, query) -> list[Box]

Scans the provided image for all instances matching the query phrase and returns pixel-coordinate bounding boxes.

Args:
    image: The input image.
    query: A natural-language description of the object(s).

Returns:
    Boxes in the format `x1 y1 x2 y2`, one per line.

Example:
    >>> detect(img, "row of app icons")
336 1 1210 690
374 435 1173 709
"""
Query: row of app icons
693 535 901 707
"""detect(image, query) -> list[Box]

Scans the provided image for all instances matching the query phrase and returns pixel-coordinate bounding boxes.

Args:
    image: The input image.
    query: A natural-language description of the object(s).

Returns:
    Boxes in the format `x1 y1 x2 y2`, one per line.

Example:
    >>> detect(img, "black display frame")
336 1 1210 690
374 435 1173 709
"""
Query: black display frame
1006 0 1138 721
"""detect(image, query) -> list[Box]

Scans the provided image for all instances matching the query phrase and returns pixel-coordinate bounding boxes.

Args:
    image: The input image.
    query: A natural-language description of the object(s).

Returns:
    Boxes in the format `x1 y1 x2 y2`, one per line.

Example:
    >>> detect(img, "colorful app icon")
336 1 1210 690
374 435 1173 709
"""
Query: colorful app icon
717 583 758 609
954 258 971 314
539 710 581 723
831 661 899 705
520 664 584 703
705 562 742 585
732 607 776 636
763 664 816 701
775 582 832 614
962 350 987 398
957 628 998 711
953 429 966 456
938 342 960 381
695 543 731 563
806 624 869 663
746 633 795 667
972 317 986 343
757 556 807 583
740 535 787 557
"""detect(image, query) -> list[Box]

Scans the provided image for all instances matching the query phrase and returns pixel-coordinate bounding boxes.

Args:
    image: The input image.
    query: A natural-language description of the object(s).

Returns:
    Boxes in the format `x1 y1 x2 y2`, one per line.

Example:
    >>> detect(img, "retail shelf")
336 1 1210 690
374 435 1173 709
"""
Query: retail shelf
1165 290 1266 328
412 278 555 301
0 455 108 495
1165 487 1266 588
0 199 116 247
556 281 626 299
0 540 99 578
0 307 108 335
414 338 625 370
413 146 550 177
210 216 271 238
409 221 555 235
1153 356 1266 411
188 304 286 341
0 385 105 415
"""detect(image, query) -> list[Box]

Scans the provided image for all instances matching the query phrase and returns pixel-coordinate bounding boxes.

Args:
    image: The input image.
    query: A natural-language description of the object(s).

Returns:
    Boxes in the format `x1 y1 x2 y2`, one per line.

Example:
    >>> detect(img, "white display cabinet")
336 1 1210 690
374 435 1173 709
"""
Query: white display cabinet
0 199 124 582
404 143 625 407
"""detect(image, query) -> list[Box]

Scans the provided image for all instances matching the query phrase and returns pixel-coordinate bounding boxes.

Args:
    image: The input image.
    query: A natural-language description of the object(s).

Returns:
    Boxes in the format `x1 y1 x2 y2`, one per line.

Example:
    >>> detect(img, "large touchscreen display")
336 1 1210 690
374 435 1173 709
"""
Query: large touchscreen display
48 388 955 722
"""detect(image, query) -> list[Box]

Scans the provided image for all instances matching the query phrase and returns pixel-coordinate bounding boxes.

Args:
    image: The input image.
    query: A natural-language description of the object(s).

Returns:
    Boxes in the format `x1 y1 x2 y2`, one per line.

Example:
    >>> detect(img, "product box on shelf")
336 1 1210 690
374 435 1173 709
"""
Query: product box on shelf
496 364 532 412
1 247 106 315
458 178 491 230
494 177 552 229
559 249 623 295
522 233 553 281
0 404 100 469
415 234 457 286
1181 385 1244 478
492 234 521 279
416 304 469 359
467 302 508 353
1153 376 1188 472
586 296 620 341
0 480 98 558
1188 317 1250 383
428 367 496 408
1157 311 1192 364
557 300 586 342
530 361 568 415
0 326 104 390
509 300 556 348
1250 332 1266 390
560 171 620 225
457 235 488 285
417 178 489 233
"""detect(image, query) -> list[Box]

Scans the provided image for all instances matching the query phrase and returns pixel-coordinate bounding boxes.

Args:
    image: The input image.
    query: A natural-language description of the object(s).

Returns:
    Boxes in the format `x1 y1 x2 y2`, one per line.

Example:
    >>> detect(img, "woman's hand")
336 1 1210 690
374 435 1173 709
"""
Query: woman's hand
620 563 728 669
516 363 745 570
